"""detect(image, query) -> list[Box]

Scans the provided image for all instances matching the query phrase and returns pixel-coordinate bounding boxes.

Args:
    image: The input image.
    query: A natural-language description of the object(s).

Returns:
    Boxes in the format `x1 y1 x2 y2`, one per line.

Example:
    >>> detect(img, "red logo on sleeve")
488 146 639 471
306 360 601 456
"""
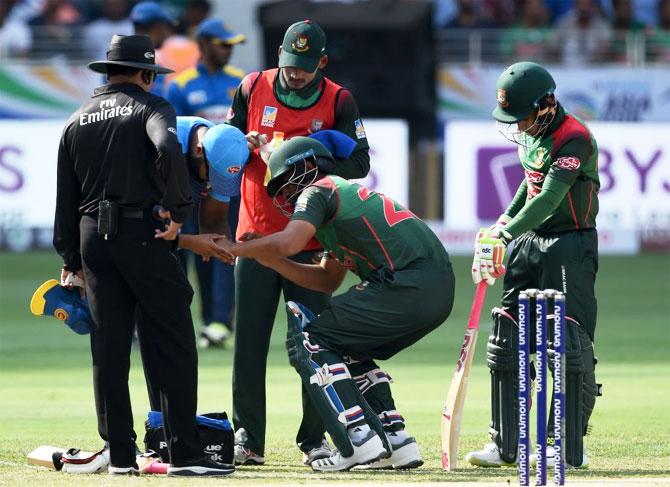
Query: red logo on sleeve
555 156 581 170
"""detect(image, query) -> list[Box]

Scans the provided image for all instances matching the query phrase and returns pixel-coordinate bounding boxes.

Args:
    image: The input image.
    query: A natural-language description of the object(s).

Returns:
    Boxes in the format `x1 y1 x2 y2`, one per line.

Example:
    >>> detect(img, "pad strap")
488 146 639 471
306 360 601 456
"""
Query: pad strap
309 362 352 387
353 368 393 394
340 406 365 426
302 334 325 353
492 306 517 325
379 410 405 428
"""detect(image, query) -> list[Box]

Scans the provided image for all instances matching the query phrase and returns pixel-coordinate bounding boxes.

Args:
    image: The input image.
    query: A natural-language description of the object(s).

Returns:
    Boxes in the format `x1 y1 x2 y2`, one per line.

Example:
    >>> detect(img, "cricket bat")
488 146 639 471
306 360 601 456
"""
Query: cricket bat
441 281 488 471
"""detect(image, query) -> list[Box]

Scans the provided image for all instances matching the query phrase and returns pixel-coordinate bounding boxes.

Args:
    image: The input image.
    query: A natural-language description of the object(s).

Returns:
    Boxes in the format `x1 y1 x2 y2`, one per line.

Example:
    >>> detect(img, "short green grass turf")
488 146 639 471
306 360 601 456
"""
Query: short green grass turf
1 251 669 485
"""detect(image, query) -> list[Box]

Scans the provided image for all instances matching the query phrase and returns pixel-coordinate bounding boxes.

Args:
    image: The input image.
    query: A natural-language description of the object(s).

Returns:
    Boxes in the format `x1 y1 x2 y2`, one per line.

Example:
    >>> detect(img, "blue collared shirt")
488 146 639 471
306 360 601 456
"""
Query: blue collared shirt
150 74 168 97
167 63 245 123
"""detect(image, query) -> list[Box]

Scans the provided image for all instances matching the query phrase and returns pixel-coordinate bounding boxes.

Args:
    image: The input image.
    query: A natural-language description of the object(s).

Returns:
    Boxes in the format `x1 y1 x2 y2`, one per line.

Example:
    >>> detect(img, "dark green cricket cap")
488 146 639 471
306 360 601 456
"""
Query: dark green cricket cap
278 20 326 72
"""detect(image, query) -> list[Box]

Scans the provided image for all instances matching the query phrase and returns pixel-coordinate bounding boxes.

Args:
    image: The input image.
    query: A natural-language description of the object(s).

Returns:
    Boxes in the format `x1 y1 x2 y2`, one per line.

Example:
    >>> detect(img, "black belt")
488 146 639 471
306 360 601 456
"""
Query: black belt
532 227 596 237
120 208 146 219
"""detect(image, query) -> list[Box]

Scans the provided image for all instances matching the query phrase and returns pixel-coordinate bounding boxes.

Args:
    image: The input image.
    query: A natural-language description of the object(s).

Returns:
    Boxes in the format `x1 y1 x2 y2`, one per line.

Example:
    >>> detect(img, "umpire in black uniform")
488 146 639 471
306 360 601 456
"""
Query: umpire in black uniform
54 34 233 477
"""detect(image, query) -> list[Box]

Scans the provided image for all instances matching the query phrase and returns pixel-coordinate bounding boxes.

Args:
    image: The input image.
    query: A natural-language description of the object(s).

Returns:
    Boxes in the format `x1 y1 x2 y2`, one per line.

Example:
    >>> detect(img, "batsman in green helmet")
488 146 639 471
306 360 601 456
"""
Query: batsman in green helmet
215 136 455 472
467 62 601 469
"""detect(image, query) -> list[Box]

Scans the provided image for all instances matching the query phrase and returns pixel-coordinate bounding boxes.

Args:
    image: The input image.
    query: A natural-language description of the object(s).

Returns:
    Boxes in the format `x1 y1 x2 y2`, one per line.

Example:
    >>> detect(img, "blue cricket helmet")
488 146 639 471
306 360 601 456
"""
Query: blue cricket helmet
203 124 249 198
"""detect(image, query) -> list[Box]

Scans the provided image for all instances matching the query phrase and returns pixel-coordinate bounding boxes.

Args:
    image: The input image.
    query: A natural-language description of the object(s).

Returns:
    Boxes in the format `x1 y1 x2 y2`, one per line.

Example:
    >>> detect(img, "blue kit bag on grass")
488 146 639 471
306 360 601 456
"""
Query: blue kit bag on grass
144 411 234 464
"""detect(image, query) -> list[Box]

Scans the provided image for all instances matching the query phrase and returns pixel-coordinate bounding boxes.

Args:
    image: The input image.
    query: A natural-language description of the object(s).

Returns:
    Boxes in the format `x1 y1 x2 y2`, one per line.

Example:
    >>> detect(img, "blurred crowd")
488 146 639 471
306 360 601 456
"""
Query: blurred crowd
1 0 669 64
435 0 670 64
0 0 212 60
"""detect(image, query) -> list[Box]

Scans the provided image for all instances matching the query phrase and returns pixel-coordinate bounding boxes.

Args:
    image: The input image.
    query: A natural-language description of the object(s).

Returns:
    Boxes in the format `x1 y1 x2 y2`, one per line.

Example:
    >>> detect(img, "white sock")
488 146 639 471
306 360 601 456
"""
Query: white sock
347 424 371 442
387 429 408 446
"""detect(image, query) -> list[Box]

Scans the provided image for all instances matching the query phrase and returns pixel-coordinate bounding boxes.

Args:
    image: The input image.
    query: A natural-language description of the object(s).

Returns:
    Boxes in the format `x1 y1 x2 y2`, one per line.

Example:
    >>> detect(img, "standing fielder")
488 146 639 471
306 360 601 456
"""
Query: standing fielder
166 18 247 347
215 137 455 471
467 62 600 468
145 117 248 410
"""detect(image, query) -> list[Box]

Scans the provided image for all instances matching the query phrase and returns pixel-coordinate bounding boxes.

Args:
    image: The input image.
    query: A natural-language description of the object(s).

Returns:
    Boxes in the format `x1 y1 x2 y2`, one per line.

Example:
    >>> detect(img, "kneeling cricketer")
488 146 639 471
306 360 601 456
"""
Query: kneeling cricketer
215 137 455 471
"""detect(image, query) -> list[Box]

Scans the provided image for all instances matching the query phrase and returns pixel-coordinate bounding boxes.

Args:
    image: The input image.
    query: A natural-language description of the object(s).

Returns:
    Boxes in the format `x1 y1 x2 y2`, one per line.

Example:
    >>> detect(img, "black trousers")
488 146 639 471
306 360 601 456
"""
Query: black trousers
80 215 201 466
500 229 598 340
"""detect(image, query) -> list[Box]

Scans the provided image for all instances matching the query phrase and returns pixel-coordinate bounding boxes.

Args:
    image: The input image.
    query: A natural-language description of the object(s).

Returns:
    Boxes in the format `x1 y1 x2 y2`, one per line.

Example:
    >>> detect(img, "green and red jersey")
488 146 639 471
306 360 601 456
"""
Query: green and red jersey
290 176 449 280
505 105 600 236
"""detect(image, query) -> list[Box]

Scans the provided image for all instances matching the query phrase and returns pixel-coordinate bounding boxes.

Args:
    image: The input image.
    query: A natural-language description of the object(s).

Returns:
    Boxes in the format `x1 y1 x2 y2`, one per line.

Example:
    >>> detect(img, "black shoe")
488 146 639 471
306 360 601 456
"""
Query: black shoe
167 456 235 477
108 463 139 475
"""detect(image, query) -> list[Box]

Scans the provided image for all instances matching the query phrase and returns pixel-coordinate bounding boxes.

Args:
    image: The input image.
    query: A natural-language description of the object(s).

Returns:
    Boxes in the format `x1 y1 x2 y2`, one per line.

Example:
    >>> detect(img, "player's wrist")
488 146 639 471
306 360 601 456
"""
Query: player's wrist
173 230 187 251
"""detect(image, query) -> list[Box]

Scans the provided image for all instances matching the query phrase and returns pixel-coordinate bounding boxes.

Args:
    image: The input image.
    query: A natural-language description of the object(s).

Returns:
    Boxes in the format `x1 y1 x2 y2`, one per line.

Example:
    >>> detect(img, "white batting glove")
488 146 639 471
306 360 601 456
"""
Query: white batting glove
472 227 495 285
473 228 508 286
479 236 507 284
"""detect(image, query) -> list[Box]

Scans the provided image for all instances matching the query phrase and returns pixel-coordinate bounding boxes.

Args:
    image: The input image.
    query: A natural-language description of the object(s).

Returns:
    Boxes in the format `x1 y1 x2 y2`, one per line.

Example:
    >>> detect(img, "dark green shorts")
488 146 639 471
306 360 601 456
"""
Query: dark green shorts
307 258 455 360
501 229 598 340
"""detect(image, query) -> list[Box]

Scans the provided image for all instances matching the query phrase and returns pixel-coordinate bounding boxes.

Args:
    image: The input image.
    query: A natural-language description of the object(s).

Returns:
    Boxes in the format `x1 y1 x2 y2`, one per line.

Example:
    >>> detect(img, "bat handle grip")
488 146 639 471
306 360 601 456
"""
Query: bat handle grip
466 281 488 330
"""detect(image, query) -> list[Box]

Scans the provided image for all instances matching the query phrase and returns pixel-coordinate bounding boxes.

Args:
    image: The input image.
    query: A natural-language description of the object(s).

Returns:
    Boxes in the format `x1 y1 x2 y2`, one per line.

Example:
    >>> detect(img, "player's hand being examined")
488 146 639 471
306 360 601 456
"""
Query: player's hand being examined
472 229 507 286
180 234 235 264
212 235 237 265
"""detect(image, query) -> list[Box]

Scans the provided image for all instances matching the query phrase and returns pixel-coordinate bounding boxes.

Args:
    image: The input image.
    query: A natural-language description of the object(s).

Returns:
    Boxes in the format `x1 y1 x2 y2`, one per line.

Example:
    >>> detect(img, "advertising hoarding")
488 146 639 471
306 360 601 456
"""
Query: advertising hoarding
0 119 408 250
442 121 670 254
438 66 670 123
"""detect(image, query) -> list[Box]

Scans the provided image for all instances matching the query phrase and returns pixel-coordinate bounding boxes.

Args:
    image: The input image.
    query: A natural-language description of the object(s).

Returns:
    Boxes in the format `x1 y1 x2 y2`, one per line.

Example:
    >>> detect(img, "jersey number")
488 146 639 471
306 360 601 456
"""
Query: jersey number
357 187 416 227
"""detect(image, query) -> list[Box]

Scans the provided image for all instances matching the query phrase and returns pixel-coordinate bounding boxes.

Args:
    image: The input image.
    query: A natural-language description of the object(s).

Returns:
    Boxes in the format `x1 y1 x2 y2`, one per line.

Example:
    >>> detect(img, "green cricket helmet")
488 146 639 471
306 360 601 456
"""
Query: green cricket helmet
492 61 556 123
266 136 333 198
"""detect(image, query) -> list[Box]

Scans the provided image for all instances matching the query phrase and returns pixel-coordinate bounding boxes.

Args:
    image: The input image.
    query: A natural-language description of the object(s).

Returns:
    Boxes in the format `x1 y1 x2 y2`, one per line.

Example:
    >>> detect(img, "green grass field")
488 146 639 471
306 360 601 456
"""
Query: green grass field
1 251 669 486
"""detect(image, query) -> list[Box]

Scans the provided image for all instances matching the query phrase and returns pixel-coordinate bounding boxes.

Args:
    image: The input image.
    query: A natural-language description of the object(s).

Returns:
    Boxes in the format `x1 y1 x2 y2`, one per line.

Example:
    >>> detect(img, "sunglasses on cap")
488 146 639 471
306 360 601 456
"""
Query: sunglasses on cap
209 37 234 47
286 148 316 166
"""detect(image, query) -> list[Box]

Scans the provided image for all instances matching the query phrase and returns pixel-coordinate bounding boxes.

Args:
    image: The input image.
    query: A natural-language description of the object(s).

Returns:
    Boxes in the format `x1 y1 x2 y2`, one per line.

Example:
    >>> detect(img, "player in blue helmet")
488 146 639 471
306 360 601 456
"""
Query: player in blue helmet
166 18 247 353
174 116 249 348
